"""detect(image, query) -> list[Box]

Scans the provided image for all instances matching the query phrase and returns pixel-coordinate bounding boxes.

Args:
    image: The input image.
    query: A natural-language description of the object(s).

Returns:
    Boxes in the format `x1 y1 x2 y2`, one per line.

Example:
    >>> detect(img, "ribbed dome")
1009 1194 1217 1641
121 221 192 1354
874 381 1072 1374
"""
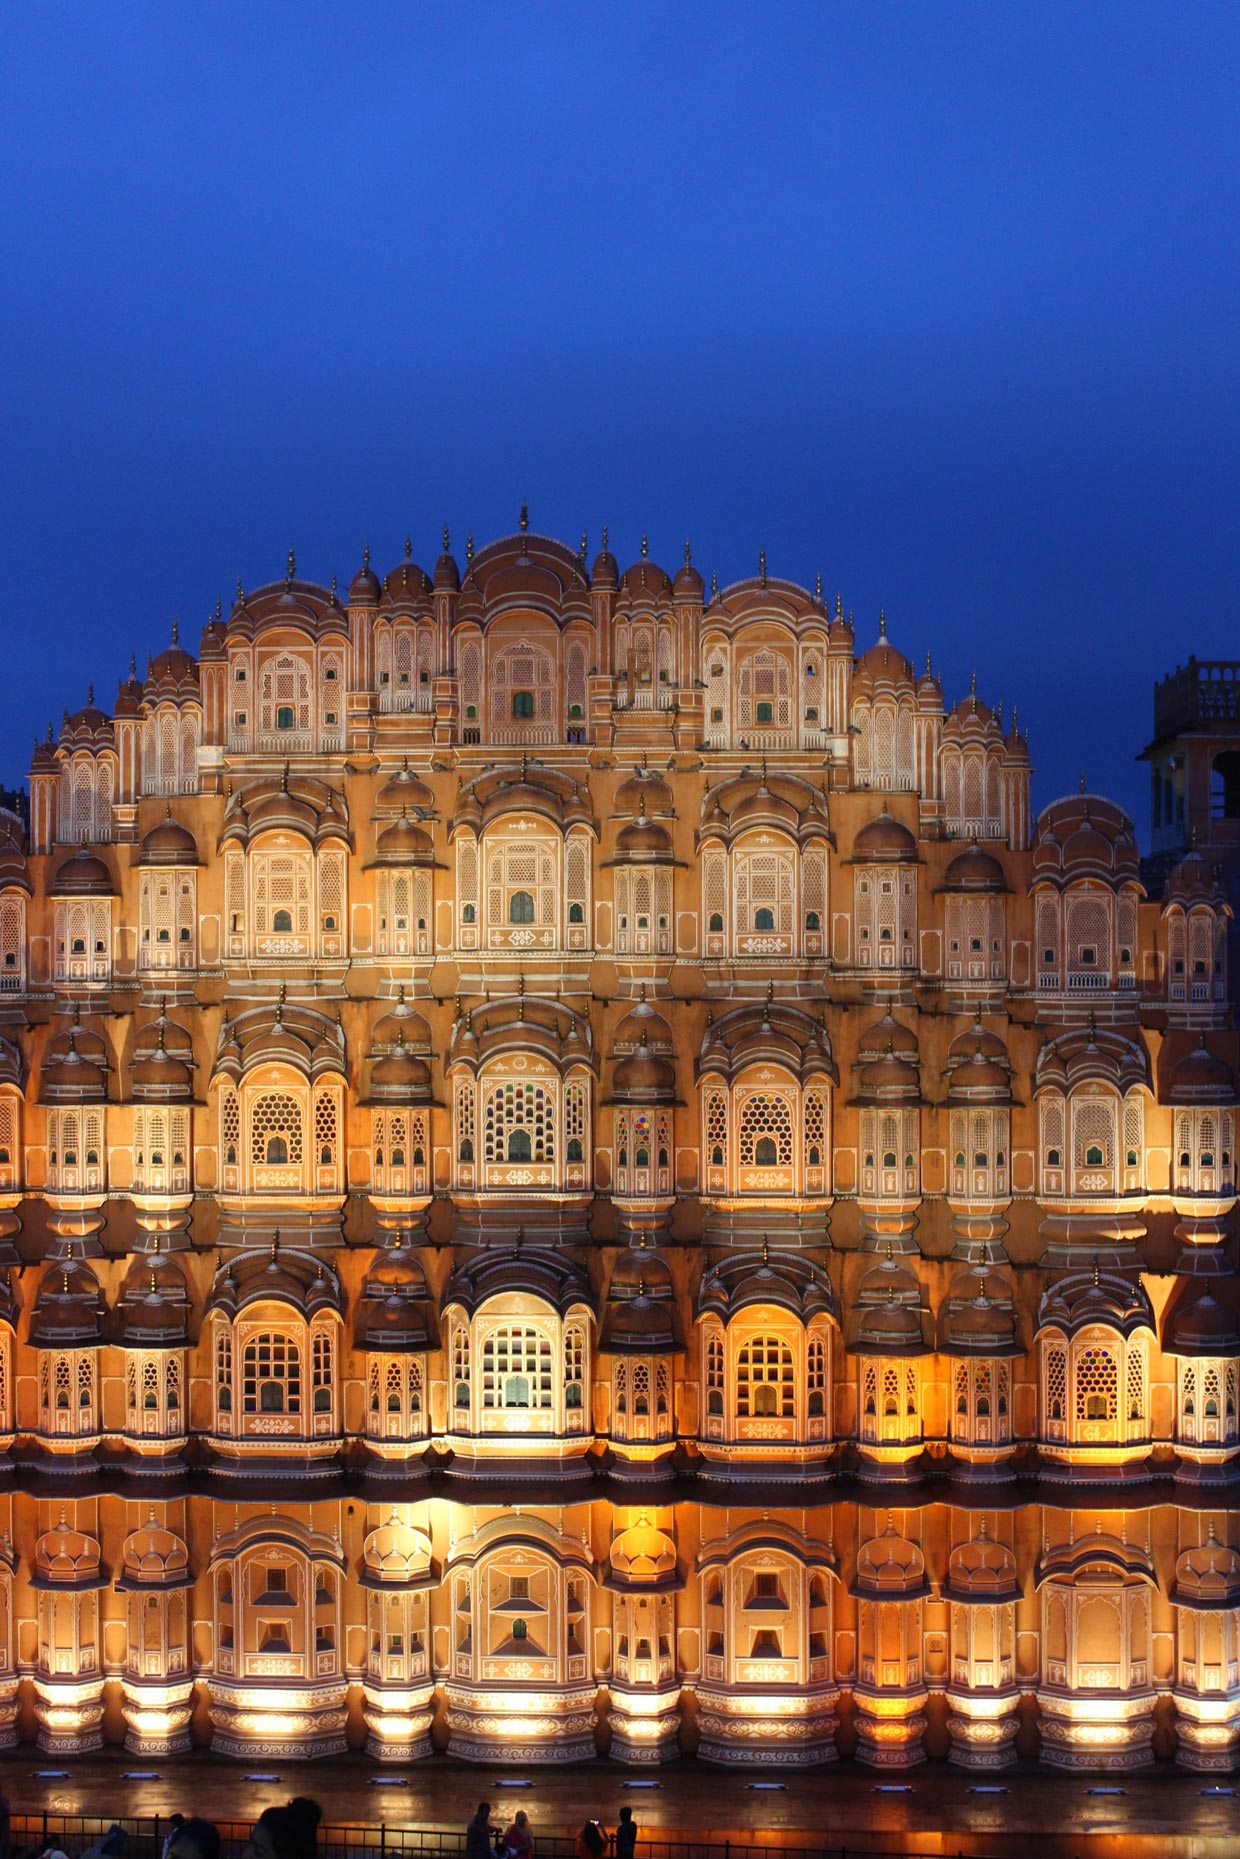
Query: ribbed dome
612 1038 677 1101
1169 1042 1237 1105
51 851 115 895
371 812 434 864
615 810 673 858
852 808 917 862
941 843 1007 891
138 808 200 866
375 762 434 813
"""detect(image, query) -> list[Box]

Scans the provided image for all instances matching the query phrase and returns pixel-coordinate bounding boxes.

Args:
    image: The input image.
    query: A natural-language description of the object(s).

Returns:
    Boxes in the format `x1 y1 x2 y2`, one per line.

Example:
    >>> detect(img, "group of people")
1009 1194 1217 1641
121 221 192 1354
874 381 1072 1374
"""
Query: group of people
15 1798 324 1859
467 1802 638 1859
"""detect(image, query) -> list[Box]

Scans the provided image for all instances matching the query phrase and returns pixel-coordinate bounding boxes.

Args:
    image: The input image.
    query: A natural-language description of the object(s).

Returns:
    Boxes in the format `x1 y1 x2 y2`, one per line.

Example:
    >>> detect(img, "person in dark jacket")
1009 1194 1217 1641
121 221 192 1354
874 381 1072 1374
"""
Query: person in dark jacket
615 1807 636 1859
466 1803 497 1859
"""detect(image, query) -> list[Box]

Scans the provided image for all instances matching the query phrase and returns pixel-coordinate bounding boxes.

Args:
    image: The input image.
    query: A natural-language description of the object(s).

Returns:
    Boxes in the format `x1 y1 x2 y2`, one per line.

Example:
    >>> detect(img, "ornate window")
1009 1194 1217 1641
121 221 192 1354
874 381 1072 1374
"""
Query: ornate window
375 867 432 958
132 1108 190 1195
124 1350 184 1438
0 1092 21 1192
611 1355 673 1444
858 1107 920 1200
703 1074 831 1199
949 1107 1010 1201
256 652 314 752
46 1108 106 1194
53 897 112 985
488 639 557 744
944 893 1004 983
854 865 917 969
366 1355 426 1442
859 1357 920 1446
450 1297 591 1438
612 1107 672 1198
1040 1325 1150 1449
950 1358 1010 1445
38 1348 98 1437
0 891 26 992
142 705 200 794
371 1109 429 1197
483 832 557 948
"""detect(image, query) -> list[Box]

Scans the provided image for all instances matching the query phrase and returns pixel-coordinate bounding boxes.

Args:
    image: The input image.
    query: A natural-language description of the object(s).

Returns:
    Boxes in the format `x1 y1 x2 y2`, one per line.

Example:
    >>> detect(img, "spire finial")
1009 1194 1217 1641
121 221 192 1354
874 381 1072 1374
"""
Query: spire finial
1092 1257 1101 1287
759 547 767 584
129 653 137 677
1080 770 1087 793
442 522 450 554
87 683 94 704
270 1229 280 1261
286 546 295 583
404 534 412 559
280 760 289 793
835 592 843 620
580 529 588 564
466 531 474 562
684 538 692 566
601 522 609 551
519 500 529 534
363 542 370 570
815 570 822 601
878 610 886 639
710 570 718 598
970 668 977 696
641 532 648 558
171 619 179 646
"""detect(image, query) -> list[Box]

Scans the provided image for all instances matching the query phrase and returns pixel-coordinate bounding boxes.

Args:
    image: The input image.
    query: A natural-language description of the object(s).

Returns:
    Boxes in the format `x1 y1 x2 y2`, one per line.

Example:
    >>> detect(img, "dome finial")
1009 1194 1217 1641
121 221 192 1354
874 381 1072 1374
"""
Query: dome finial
815 570 822 601
519 500 529 534
87 683 94 705
710 570 718 598
363 542 370 570
171 618 179 646
129 653 137 677
641 532 648 558
280 760 289 793
580 529 588 565
601 522 609 551
286 546 295 583
271 1229 280 1261
442 522 450 554
684 538 692 566
835 591 843 619
1080 769 1087 793
404 534 412 559
878 610 886 639
759 547 767 584
970 667 977 697
466 530 474 562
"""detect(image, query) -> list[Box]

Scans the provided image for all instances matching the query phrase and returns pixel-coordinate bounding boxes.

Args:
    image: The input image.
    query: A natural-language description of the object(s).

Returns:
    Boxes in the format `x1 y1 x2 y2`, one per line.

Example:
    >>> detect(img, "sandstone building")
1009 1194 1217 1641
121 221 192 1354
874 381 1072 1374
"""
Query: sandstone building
0 522 1235 1771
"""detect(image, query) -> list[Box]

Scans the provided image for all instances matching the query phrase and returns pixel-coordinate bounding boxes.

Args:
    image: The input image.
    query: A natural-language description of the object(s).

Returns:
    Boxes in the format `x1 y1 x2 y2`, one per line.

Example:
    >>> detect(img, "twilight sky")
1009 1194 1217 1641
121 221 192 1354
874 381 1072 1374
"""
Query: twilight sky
2 2 1237 828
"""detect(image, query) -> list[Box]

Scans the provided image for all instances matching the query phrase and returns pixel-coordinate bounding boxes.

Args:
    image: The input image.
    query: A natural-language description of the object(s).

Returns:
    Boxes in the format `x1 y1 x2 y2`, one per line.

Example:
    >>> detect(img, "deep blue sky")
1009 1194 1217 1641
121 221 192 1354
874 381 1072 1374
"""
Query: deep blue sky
2 2 1237 829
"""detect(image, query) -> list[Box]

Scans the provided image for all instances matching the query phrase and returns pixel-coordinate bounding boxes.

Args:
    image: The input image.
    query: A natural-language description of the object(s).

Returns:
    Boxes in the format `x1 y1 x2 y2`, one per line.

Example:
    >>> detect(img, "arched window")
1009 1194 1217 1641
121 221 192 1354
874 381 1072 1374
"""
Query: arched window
512 691 535 719
509 890 534 924
507 1128 532 1162
276 704 295 729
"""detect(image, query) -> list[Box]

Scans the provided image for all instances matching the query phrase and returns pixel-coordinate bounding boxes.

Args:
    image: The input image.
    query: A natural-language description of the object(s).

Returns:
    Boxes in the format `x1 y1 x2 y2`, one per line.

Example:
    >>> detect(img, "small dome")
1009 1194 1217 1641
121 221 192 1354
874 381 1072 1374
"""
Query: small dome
945 1528 1019 1601
852 808 918 862
610 1520 678 1584
51 851 115 896
370 1034 432 1098
613 1038 677 1100
138 808 200 866
615 811 673 858
375 763 434 812
1169 1042 1237 1106
672 554 704 600
35 1520 102 1585
858 1010 919 1061
372 988 432 1051
614 991 673 1050
853 636 916 693
600 1252 682 1354
349 549 381 604
853 1524 928 1597
1173 1528 1240 1608
854 1293 925 1353
122 1519 190 1587
941 843 1007 891
615 765 674 815
371 812 434 864
1164 1290 1240 1356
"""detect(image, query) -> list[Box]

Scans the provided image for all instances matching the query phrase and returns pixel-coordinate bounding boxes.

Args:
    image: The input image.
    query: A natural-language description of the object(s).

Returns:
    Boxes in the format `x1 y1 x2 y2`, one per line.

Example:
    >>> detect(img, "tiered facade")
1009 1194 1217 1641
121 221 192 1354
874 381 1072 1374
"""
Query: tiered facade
0 523 1235 1770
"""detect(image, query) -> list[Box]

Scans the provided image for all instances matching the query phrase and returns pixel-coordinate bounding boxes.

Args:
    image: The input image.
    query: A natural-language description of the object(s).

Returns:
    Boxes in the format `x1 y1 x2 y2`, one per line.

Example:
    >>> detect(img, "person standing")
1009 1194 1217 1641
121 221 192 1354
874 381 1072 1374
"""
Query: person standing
466 1803 497 1859
615 1807 636 1859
